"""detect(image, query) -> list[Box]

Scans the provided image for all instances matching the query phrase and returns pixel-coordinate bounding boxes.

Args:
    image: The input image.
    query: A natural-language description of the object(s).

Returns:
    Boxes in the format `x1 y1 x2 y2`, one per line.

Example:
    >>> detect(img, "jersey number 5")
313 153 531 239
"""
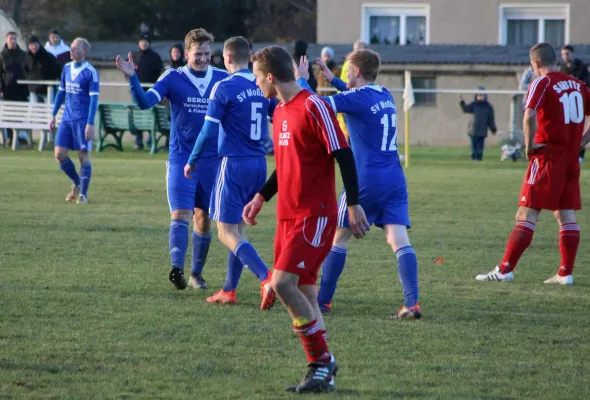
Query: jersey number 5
250 102 263 140
380 114 398 151
559 92 584 124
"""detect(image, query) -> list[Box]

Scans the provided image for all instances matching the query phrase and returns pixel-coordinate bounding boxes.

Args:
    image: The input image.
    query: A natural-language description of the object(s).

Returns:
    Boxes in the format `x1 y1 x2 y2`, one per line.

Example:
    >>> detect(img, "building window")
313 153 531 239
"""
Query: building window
362 4 429 45
403 76 436 106
500 4 569 48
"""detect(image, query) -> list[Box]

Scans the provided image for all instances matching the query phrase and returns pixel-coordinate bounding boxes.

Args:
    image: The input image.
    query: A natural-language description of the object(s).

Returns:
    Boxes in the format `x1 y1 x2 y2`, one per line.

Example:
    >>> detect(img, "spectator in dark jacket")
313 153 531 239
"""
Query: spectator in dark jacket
132 34 163 150
560 45 590 161
560 45 589 86
292 39 317 91
24 36 58 102
211 49 225 70
133 34 164 85
168 44 185 69
458 88 497 161
45 29 70 73
0 32 28 101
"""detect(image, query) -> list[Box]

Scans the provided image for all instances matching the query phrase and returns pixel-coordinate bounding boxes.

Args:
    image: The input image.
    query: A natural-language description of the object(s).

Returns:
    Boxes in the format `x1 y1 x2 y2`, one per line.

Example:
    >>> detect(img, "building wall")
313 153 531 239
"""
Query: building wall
95 67 135 104
374 71 522 146
318 0 590 45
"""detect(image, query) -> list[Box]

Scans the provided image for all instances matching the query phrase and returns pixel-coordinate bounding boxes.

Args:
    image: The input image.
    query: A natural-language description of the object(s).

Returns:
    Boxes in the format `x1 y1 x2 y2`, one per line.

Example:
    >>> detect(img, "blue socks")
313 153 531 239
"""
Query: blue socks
234 241 268 281
59 158 80 186
396 246 419 307
318 246 348 305
222 250 244 292
169 220 189 269
191 231 212 275
80 161 92 197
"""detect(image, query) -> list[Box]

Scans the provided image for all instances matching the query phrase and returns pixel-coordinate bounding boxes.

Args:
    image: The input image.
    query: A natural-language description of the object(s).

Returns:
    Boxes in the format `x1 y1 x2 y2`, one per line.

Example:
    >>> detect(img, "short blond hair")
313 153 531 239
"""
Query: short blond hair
530 42 557 67
185 28 214 51
347 49 381 82
72 37 90 53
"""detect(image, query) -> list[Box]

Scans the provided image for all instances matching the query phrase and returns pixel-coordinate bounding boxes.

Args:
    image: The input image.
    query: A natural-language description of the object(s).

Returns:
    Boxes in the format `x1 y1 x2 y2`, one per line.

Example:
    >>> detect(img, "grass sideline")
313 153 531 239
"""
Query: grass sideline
1 146 589 399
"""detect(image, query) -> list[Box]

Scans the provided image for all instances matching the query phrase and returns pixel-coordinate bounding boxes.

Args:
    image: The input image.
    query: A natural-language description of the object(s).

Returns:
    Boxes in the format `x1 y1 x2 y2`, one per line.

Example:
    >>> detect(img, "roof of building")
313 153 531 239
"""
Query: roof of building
87 41 590 66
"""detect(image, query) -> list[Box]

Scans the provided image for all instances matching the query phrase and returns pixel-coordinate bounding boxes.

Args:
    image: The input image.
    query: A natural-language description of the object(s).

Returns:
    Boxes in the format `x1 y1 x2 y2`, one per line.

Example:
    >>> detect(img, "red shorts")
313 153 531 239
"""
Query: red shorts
519 152 581 211
274 216 336 286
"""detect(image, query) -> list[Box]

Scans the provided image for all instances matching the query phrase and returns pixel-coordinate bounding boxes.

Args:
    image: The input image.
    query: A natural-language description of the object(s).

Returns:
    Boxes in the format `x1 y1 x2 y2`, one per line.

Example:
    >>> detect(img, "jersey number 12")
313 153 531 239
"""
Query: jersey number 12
250 102 263 140
380 114 398 151
559 92 584 124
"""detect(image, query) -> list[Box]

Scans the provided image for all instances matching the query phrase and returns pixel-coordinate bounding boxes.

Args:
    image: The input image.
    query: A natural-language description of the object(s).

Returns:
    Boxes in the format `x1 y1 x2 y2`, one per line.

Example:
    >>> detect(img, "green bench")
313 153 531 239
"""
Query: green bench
96 102 170 154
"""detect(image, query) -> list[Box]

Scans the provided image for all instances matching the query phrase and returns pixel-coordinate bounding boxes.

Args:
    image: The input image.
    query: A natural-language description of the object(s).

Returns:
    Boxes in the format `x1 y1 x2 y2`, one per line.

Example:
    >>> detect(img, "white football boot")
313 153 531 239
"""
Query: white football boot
544 274 573 285
475 266 514 282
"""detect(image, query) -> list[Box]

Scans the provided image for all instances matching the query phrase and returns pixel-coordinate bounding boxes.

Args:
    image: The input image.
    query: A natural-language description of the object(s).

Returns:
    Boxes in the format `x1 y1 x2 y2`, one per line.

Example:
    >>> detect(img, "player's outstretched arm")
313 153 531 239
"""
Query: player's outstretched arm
316 57 347 92
332 148 370 238
243 170 278 226
116 53 159 110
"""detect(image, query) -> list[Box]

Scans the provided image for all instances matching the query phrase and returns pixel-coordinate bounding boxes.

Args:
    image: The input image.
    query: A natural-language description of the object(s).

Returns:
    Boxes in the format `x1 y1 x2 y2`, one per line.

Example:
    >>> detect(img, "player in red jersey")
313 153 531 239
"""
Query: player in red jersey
476 42 590 285
244 46 369 393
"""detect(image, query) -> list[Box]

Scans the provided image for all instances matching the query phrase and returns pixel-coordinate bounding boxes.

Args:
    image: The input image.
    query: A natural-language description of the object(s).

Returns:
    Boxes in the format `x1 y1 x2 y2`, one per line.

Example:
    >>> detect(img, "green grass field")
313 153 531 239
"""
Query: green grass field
1 147 589 399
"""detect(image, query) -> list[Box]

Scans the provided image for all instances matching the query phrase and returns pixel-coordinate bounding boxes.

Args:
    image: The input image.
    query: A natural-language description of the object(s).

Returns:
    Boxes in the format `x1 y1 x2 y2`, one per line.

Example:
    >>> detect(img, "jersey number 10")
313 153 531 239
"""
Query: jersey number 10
559 92 584 124
250 102 263 140
380 114 398 151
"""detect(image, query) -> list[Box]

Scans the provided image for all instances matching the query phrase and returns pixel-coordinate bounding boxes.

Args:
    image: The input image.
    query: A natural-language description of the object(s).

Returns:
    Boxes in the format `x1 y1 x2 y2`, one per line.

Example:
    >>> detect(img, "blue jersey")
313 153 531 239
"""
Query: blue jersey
206 70 268 157
149 66 228 163
59 62 99 122
327 85 400 173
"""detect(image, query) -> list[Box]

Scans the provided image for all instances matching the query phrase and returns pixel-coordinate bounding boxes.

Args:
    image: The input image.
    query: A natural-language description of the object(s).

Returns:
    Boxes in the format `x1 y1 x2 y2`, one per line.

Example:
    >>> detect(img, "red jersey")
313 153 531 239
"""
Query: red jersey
272 89 349 220
525 71 590 162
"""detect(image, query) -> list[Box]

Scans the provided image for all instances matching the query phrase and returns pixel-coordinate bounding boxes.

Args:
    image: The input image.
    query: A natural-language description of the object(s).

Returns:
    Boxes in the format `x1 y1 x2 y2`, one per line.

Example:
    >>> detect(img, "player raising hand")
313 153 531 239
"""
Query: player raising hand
295 51 421 320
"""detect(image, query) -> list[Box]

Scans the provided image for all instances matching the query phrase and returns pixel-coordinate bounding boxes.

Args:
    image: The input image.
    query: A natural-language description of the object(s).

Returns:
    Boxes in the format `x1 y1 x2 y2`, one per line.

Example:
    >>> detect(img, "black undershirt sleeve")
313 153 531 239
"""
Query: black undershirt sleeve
332 148 360 206
258 169 278 202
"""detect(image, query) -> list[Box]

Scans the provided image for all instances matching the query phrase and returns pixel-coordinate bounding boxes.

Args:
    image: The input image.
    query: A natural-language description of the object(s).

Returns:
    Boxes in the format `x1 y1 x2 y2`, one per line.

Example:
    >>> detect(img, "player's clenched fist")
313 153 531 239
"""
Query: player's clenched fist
243 193 264 226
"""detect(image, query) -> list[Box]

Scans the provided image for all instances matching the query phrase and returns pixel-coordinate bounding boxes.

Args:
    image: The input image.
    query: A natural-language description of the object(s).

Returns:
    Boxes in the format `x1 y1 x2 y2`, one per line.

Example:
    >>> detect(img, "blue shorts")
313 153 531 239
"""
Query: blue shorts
166 157 219 213
55 119 92 151
338 169 410 229
209 156 267 224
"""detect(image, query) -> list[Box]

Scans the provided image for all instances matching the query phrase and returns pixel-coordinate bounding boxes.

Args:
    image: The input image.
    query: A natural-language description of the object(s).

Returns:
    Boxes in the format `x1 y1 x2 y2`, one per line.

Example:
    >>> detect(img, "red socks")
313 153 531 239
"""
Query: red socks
499 221 535 273
558 223 580 276
293 320 330 364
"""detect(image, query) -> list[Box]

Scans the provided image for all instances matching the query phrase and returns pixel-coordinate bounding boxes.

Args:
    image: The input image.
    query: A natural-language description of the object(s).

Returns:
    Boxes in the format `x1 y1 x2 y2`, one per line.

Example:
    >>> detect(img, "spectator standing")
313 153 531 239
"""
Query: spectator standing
292 39 316 91
1 31 28 101
560 45 589 85
0 32 28 147
133 34 163 85
315 46 340 96
211 49 225 70
132 34 164 150
24 36 58 103
519 65 536 108
45 29 70 73
168 44 185 69
560 45 590 161
458 88 497 161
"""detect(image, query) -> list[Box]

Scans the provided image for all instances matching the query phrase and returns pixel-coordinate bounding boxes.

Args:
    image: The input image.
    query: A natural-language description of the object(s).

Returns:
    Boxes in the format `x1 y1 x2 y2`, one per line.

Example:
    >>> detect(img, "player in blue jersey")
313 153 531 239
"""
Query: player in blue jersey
296 50 421 319
49 38 99 204
184 36 275 310
116 29 228 291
